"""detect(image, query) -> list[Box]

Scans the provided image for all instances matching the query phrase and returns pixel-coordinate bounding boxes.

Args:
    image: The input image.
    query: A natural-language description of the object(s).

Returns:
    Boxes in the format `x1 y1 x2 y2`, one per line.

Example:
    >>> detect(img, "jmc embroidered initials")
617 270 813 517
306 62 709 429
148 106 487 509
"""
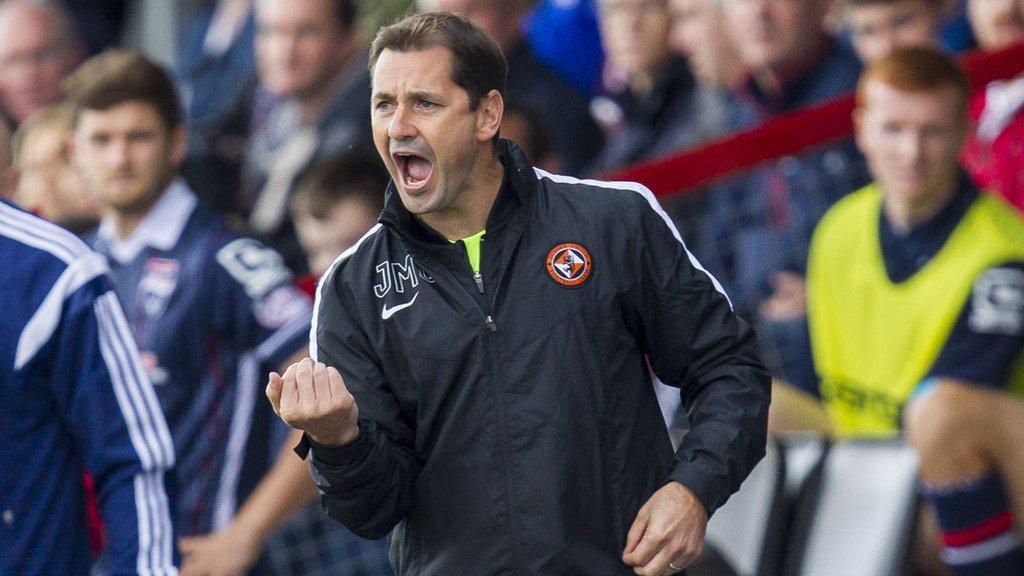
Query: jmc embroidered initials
374 254 435 298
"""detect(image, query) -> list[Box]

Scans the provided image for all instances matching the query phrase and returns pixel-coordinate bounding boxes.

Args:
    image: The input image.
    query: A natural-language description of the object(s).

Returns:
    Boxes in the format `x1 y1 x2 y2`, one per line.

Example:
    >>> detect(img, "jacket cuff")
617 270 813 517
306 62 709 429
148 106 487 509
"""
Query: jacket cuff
296 423 371 467
667 467 723 518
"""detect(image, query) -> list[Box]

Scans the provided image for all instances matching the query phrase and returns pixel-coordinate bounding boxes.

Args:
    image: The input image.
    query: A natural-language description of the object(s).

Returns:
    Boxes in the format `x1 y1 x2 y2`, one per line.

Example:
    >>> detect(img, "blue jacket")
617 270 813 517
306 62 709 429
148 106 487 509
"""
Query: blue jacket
0 200 177 575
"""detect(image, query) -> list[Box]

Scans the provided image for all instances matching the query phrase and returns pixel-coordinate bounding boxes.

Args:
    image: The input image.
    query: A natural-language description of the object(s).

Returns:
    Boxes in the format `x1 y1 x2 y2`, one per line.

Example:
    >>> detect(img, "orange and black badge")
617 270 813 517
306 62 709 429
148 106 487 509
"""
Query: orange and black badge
546 243 592 287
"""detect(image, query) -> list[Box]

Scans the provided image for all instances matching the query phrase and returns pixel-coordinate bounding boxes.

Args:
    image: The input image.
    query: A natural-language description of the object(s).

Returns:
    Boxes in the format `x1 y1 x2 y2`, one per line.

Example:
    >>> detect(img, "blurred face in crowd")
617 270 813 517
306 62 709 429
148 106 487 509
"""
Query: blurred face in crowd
16 119 100 232
0 2 80 125
669 0 743 87
430 0 528 53
725 0 829 71
598 0 673 80
371 46 502 221
294 196 379 276
855 79 967 221
73 101 186 218
847 0 944 63
256 0 352 101
967 0 1024 50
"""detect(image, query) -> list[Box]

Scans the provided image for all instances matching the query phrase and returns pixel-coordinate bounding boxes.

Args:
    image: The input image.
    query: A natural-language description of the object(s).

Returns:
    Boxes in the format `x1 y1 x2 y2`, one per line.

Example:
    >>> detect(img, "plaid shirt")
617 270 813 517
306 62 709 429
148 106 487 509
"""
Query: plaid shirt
258 505 393 576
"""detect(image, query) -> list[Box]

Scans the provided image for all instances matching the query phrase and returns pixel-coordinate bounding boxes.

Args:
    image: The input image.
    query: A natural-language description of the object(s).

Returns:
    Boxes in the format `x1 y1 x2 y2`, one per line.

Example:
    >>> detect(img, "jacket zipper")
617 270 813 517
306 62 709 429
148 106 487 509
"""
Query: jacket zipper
464 240 521 570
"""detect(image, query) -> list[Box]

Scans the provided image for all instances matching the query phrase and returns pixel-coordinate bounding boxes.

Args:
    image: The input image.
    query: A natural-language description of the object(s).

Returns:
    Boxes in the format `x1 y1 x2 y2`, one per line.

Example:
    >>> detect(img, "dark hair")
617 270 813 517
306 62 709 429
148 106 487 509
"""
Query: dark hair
291 153 388 220
368 11 507 111
64 49 181 128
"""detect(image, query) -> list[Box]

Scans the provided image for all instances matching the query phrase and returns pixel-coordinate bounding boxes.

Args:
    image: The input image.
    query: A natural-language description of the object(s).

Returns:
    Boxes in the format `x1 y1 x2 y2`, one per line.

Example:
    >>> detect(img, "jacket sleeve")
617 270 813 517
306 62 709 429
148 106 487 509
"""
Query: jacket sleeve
621 189 771 516
305 266 420 539
51 256 178 575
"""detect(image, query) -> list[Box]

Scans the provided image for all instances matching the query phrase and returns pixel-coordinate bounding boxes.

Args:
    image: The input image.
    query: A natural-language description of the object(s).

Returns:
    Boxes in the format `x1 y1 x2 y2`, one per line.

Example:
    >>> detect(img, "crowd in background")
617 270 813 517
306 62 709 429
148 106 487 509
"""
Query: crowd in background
1 0 1023 575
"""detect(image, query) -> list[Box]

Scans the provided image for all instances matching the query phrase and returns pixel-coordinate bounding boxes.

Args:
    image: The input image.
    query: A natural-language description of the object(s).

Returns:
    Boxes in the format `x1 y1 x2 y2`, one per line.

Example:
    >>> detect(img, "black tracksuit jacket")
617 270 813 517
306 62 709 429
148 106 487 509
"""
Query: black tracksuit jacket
303 140 770 575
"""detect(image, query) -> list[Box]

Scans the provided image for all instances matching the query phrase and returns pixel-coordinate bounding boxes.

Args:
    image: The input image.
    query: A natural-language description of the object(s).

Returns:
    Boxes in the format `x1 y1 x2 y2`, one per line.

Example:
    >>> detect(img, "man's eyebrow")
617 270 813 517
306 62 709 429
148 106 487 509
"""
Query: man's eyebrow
372 91 395 102
408 90 444 102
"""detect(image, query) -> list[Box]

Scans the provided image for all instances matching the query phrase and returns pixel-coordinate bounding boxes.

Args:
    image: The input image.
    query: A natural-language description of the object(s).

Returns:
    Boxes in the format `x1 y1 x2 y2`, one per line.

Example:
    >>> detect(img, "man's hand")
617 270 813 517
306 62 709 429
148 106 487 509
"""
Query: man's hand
266 357 360 446
622 482 708 575
178 527 261 576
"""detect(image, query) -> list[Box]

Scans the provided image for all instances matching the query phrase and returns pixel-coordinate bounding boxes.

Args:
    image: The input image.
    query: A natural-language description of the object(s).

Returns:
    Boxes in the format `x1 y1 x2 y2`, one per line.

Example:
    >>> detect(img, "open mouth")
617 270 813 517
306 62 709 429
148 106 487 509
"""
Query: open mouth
393 151 434 191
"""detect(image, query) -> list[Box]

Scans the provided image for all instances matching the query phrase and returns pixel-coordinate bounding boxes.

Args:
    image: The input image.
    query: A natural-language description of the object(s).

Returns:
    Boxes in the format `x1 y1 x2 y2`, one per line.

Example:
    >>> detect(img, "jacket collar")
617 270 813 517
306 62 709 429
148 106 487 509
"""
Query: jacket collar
380 138 536 246
96 179 198 264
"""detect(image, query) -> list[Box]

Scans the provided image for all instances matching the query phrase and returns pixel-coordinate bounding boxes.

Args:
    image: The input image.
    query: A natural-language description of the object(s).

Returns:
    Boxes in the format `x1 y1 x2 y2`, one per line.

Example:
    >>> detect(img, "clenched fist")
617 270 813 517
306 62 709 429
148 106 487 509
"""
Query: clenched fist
266 357 360 446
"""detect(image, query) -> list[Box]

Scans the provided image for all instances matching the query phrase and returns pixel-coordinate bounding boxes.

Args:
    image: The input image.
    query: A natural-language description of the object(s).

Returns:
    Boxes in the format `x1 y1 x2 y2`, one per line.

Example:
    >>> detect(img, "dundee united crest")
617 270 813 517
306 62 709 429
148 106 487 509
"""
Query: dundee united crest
546 243 593 287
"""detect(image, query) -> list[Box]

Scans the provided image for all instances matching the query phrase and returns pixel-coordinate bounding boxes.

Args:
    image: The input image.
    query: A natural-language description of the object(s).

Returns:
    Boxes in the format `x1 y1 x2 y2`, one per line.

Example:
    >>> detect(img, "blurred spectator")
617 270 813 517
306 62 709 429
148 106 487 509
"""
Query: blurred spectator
587 0 733 174
0 0 83 127
668 0 745 90
803 47 1024 576
65 51 319 574
525 0 604 98
961 0 1024 213
290 154 386 278
176 0 258 214
246 0 373 273
724 0 863 118
699 0 869 393
966 0 1024 48
843 0 947 63
12 103 100 235
430 0 604 174
501 98 562 173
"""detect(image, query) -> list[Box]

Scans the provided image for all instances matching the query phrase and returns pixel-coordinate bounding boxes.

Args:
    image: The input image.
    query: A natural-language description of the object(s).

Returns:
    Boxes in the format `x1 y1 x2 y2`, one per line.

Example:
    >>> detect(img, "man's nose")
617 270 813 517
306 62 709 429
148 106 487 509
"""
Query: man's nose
388 105 418 140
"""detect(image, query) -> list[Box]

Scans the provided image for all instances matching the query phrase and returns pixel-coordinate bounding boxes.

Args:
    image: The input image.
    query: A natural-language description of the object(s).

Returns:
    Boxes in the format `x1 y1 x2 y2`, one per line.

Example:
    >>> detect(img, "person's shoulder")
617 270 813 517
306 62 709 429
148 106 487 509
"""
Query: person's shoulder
0 200 94 270
533 168 658 215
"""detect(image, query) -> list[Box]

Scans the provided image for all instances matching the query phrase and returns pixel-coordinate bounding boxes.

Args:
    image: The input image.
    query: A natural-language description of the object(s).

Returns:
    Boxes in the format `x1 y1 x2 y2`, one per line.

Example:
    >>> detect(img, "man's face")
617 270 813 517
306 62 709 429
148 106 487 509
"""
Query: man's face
0 6 78 124
725 0 826 70
371 47 498 219
255 0 350 100
295 196 379 276
598 0 672 78
855 80 967 211
847 1 942 63
968 0 1024 50
17 123 99 228
73 101 185 216
669 0 735 86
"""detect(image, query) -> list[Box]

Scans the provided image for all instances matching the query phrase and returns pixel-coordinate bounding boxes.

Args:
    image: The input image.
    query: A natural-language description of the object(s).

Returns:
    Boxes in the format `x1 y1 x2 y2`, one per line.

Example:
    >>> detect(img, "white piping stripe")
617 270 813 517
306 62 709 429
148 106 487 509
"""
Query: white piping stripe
15 252 109 370
0 211 79 264
942 531 1021 565
256 310 312 362
97 296 175 573
157 472 176 573
96 295 175 467
97 297 156 470
212 353 259 531
99 294 176 463
533 168 733 309
0 201 90 263
133 474 154 576
310 223 383 362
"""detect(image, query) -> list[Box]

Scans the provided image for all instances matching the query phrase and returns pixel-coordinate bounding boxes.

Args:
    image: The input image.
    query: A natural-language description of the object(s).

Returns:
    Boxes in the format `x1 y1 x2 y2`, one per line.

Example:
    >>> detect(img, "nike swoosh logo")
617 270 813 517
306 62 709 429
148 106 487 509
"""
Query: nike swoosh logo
381 292 419 320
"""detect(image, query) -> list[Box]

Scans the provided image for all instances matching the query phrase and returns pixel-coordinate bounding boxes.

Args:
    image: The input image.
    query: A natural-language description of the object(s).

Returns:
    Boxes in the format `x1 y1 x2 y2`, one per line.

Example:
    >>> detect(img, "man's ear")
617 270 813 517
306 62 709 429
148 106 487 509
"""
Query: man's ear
475 90 504 143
